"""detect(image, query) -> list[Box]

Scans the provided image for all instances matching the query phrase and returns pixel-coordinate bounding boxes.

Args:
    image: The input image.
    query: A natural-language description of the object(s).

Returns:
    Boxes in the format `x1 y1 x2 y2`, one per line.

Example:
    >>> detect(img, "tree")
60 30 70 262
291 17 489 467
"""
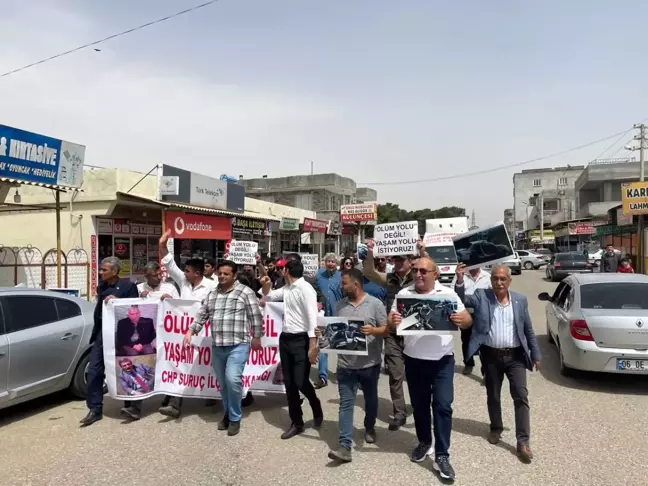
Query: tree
377 204 466 235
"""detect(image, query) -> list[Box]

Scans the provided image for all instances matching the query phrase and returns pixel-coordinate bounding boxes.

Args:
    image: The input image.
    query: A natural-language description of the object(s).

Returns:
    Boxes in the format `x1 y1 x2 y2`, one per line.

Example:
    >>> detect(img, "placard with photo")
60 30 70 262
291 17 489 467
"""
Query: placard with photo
452 221 514 270
317 316 368 355
396 294 459 335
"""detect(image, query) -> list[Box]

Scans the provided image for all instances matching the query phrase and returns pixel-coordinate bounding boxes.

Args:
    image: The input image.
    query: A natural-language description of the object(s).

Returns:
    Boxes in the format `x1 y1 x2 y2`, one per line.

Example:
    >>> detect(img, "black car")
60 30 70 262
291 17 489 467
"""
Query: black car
545 252 593 282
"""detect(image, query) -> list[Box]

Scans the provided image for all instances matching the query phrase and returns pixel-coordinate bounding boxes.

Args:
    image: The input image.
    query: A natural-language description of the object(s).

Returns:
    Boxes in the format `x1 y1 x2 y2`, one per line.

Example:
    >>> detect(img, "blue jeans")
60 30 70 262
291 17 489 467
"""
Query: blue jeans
337 365 380 450
405 354 455 458
318 352 328 380
211 343 249 423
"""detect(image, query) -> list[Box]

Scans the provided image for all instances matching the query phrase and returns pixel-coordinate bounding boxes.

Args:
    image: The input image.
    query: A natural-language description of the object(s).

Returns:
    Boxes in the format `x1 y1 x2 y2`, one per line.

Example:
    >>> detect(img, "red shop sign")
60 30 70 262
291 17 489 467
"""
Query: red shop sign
303 217 328 233
164 211 232 240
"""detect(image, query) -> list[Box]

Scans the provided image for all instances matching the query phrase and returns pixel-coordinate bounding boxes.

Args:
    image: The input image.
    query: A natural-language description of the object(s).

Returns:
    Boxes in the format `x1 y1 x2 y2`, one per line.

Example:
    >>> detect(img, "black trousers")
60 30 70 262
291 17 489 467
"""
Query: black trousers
460 328 475 367
279 332 322 427
481 346 531 445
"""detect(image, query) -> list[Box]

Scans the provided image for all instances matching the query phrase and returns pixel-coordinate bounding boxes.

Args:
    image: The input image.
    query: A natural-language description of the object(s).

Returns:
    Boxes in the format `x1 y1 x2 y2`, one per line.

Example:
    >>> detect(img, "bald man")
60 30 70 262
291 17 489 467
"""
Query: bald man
388 256 471 482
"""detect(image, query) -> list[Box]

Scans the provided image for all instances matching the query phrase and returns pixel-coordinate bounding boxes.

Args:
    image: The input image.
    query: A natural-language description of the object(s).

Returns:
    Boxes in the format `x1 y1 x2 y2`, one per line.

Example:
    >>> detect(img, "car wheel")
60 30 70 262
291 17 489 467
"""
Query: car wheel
69 351 107 399
546 320 555 344
558 342 574 377
524 261 534 270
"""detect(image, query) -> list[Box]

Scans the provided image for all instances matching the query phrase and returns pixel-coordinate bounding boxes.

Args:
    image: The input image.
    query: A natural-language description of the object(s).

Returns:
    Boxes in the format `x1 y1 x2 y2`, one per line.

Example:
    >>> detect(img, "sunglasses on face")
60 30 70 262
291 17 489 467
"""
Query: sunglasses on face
344 261 353 266
413 267 430 275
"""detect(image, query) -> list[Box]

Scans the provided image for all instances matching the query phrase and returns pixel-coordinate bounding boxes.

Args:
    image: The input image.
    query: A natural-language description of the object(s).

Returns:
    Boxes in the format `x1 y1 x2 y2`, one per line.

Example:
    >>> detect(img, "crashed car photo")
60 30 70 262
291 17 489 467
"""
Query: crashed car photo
317 318 368 355
453 221 514 269
396 295 460 335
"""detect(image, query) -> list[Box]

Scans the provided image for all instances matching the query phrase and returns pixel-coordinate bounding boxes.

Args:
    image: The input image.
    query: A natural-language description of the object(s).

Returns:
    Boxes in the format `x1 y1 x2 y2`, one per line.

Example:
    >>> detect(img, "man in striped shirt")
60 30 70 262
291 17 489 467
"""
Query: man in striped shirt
183 260 263 437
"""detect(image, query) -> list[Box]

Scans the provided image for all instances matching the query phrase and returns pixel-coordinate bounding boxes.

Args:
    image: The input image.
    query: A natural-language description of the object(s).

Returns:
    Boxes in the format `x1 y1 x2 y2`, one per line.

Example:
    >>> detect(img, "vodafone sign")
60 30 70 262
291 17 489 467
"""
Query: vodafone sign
164 211 231 240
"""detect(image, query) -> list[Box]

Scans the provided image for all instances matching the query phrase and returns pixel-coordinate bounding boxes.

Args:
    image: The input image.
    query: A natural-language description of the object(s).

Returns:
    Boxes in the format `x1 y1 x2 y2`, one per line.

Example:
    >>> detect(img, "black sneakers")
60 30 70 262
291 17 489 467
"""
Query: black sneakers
410 443 432 462
434 456 456 481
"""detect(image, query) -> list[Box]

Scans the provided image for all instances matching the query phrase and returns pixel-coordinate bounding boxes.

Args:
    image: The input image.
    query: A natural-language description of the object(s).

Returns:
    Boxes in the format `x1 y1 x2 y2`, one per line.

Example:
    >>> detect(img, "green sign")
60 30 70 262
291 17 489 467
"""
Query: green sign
279 218 299 231
595 224 637 236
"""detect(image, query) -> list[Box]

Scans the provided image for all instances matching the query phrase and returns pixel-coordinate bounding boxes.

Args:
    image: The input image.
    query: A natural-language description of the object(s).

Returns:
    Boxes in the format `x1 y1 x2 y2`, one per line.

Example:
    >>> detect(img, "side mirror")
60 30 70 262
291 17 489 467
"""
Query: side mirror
538 292 551 302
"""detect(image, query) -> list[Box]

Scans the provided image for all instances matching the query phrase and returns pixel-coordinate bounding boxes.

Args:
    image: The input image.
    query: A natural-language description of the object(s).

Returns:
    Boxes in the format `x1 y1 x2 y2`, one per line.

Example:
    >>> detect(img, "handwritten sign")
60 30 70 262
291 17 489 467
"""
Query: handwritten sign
374 221 418 257
228 240 258 265
300 254 319 276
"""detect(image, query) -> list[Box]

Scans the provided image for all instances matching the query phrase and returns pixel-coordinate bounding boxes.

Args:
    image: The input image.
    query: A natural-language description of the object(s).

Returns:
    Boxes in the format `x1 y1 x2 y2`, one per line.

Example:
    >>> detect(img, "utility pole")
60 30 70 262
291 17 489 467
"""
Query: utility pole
539 191 544 245
637 124 646 273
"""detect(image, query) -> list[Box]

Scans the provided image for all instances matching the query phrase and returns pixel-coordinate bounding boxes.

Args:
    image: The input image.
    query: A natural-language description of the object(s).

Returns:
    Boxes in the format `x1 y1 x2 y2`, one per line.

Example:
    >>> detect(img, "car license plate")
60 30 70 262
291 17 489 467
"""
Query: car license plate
617 359 648 372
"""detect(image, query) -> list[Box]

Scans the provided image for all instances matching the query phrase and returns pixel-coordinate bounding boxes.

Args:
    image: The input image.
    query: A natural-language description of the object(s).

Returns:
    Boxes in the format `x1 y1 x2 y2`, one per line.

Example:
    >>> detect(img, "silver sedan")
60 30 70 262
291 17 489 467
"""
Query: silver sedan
538 273 648 376
0 288 96 411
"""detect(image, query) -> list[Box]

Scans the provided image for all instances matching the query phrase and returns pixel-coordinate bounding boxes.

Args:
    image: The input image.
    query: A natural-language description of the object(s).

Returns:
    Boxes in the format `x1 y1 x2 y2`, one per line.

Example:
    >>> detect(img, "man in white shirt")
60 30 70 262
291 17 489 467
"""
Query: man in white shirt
261 259 323 440
451 263 491 376
388 257 471 482
158 230 216 417
159 230 216 302
138 261 180 300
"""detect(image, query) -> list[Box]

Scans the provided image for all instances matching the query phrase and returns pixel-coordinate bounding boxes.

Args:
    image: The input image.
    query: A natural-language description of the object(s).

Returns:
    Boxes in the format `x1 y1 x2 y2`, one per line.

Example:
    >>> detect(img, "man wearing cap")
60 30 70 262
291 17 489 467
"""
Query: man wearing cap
363 238 427 431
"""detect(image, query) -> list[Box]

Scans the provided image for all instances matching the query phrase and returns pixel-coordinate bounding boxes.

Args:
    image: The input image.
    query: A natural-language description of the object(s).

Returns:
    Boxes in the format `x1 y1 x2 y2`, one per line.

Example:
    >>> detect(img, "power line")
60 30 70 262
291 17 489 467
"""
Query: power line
0 0 220 79
359 129 631 186
591 128 632 160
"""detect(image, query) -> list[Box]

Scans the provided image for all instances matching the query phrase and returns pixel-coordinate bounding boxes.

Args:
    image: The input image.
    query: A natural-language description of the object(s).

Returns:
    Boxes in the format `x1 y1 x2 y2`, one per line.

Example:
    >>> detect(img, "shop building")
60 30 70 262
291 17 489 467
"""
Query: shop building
551 219 606 253
0 167 315 297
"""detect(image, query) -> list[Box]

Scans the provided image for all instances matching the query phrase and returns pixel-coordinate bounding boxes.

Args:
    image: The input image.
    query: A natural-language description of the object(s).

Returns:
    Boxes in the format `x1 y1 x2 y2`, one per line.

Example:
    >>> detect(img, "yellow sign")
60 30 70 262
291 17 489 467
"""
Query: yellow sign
622 181 648 215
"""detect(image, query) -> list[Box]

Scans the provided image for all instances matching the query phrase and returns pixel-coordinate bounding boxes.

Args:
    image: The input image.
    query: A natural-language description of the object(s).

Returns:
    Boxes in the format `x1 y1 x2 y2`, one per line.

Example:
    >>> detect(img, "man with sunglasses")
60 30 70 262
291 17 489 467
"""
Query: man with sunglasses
455 264 540 464
363 239 426 431
388 256 471 482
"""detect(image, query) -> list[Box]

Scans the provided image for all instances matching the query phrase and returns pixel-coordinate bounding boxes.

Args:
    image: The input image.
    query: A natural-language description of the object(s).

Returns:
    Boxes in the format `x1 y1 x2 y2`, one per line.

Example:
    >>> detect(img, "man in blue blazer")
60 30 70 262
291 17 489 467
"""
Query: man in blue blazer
454 263 541 463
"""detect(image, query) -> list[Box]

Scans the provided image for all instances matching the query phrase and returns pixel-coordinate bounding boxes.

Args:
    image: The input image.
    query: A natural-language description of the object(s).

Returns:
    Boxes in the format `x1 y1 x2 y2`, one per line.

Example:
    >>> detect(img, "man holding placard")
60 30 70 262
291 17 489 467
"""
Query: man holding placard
362 226 426 432
387 256 472 482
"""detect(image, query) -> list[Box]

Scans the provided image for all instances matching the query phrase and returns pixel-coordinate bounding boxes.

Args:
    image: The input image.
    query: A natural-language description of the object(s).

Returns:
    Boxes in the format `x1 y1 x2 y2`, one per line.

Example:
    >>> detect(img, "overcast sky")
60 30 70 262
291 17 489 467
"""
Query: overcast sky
1 1 647 223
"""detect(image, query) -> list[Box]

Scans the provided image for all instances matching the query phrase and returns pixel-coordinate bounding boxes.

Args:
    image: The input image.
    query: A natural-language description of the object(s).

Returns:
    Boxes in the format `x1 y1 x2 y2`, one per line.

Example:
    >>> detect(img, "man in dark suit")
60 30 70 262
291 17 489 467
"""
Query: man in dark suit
116 305 156 356
81 256 139 427
455 263 541 463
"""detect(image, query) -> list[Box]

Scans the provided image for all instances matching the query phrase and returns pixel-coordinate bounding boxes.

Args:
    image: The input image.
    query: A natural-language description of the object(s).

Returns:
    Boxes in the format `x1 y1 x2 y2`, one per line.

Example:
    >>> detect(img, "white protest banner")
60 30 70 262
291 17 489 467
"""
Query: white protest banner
102 299 285 400
300 253 319 276
228 240 258 265
373 220 419 257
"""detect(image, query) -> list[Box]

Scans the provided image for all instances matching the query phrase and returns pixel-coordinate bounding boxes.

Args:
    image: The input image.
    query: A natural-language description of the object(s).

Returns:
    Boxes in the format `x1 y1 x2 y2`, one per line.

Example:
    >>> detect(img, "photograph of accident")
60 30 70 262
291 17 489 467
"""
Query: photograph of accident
452 221 515 270
316 317 369 355
395 294 460 335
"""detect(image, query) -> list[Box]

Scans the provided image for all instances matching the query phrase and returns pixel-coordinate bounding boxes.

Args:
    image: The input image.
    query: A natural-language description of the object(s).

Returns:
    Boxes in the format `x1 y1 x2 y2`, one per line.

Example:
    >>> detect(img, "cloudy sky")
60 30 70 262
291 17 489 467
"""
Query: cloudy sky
1 0 647 223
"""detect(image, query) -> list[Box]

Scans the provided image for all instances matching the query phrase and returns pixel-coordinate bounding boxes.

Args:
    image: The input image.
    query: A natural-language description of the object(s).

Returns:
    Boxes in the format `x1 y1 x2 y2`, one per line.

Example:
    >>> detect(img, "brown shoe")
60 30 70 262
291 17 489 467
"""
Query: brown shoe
517 444 533 463
487 430 501 445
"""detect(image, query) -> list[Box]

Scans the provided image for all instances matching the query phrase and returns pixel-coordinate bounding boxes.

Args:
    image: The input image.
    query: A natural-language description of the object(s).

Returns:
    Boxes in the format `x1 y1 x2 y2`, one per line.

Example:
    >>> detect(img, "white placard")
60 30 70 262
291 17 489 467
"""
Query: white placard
228 240 258 265
374 220 419 257
300 254 319 276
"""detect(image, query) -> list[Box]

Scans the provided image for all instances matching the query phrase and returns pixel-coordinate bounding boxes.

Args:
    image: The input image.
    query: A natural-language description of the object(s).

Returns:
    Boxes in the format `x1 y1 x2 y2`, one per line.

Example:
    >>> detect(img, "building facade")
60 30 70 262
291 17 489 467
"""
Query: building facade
575 158 638 219
0 168 316 297
513 166 584 231
239 173 378 253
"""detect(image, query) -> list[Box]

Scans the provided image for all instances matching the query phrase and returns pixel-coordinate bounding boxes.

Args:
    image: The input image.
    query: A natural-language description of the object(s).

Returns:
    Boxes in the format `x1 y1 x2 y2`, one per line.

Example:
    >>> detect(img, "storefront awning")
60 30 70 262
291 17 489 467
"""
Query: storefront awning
0 177 84 192
115 192 280 222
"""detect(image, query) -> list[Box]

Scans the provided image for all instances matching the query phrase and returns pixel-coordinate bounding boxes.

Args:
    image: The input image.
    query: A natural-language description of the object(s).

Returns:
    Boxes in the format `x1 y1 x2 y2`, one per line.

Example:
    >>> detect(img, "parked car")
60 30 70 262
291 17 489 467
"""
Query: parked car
534 248 553 259
516 250 548 270
538 274 648 376
545 253 593 281
487 252 521 275
0 288 96 411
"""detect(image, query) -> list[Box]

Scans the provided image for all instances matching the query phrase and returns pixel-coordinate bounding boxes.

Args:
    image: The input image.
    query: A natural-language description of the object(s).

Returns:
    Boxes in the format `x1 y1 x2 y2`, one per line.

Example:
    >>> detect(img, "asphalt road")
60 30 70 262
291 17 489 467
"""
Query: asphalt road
2 270 647 486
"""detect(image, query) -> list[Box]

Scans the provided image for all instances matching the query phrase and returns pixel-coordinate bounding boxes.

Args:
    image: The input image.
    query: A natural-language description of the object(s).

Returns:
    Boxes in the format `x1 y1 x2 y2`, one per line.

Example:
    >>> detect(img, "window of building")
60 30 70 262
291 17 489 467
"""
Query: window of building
558 177 568 186
533 179 542 187
294 193 312 211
